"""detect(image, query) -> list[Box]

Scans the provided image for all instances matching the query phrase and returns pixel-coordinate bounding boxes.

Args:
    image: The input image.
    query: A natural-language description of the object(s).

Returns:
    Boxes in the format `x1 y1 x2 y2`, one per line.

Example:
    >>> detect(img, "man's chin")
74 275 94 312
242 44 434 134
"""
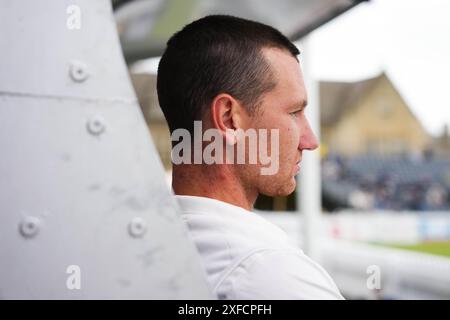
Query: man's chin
259 179 296 197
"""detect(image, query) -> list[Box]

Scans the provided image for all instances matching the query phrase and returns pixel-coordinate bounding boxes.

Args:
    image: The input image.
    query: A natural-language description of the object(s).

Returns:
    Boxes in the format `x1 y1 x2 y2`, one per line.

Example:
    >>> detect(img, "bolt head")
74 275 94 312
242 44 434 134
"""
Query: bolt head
69 60 89 82
19 217 40 238
128 217 147 238
86 116 106 135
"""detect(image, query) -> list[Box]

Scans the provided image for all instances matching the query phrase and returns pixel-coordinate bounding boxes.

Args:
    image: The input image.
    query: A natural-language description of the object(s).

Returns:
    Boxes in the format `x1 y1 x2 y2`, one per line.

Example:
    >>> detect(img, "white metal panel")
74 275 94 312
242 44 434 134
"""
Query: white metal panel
0 0 212 299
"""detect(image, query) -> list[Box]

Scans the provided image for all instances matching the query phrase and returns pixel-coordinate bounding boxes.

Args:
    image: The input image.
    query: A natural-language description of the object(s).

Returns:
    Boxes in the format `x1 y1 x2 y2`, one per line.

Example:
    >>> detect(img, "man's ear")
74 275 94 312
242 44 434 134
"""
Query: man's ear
210 94 247 144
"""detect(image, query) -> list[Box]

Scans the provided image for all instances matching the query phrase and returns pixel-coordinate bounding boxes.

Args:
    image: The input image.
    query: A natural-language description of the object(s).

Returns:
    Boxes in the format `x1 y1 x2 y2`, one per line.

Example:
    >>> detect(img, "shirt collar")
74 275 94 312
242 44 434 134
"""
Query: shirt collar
175 195 291 247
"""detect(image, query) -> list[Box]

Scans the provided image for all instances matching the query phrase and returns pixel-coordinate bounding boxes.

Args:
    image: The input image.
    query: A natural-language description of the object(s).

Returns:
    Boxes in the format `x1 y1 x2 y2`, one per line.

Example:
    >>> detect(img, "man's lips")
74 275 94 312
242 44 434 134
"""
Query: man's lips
293 160 301 175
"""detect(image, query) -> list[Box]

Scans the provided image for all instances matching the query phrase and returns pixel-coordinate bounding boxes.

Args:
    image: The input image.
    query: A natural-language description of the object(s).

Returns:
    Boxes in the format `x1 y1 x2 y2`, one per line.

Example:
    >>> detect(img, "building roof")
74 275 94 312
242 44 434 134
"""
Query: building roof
320 73 382 126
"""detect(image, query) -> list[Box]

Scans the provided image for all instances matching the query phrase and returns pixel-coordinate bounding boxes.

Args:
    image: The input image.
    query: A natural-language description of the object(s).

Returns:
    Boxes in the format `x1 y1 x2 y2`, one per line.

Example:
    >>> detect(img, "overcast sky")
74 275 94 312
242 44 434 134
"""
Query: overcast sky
307 0 450 137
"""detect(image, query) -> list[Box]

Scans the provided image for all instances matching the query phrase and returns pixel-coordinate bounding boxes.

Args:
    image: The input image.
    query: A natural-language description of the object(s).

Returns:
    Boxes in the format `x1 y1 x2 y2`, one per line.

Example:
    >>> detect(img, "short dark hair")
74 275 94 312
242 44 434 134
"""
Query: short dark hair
157 15 300 133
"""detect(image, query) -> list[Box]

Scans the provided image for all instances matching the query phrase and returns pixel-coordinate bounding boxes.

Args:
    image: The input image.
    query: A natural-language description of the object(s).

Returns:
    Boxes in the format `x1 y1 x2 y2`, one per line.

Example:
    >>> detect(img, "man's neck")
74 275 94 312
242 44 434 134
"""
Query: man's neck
172 164 257 211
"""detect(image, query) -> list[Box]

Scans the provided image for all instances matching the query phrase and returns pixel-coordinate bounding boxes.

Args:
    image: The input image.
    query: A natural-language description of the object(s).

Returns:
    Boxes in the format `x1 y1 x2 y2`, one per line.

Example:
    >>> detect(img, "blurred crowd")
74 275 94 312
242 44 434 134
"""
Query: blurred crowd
322 152 450 211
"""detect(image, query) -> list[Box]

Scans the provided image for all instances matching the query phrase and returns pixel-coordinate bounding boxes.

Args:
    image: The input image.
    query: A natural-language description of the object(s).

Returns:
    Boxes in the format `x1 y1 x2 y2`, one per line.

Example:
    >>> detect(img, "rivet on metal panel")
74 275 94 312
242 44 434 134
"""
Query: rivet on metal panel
86 116 106 136
128 217 147 238
69 60 89 82
19 217 40 238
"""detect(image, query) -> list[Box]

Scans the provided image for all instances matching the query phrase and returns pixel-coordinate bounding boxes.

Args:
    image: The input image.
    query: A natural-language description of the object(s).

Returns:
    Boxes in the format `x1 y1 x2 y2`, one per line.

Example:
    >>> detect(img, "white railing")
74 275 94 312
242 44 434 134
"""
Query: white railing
261 211 450 299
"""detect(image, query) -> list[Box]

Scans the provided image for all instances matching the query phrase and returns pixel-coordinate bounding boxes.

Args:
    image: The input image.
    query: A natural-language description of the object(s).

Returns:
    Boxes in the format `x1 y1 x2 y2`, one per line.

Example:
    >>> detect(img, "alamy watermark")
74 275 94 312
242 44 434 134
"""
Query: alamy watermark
366 265 381 290
171 121 280 175
66 264 81 290
66 5 81 30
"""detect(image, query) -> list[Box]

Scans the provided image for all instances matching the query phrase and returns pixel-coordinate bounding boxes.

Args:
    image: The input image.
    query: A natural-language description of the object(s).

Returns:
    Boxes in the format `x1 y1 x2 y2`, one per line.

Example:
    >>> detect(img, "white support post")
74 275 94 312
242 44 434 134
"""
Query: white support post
296 36 322 261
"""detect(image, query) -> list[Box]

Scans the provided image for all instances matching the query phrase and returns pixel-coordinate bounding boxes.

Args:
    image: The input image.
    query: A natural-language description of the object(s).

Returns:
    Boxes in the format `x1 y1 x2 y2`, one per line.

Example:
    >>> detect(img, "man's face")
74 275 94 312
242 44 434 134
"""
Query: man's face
237 47 318 197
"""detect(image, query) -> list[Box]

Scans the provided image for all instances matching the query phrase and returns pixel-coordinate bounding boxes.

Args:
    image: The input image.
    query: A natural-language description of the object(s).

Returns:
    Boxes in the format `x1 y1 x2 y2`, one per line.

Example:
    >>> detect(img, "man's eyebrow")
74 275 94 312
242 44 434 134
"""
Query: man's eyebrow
288 99 308 110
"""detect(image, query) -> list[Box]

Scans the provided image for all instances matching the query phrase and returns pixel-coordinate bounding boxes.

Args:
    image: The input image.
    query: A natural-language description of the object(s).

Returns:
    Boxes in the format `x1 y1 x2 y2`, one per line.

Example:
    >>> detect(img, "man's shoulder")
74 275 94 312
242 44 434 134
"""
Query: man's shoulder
175 195 343 300
215 248 344 300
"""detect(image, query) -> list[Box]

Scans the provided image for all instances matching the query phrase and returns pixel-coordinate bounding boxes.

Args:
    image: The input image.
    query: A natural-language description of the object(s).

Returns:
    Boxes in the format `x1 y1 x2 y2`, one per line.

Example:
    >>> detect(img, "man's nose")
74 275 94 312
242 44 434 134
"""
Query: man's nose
299 117 319 151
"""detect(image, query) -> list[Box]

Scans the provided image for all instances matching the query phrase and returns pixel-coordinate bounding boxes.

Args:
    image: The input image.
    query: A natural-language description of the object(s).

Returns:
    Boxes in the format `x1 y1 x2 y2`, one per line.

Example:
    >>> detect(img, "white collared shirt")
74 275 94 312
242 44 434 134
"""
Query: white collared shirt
176 195 344 300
